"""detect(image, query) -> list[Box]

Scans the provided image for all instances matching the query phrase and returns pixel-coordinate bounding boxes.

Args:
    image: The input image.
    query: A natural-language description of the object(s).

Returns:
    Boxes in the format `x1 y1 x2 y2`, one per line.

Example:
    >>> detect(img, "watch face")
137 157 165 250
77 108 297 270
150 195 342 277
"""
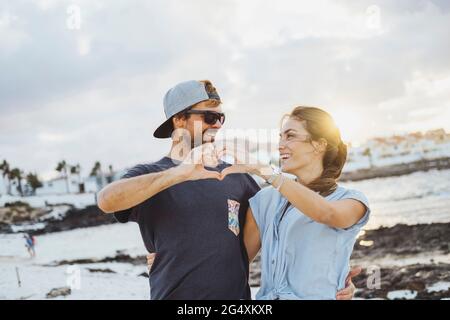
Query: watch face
267 171 280 184
270 164 280 175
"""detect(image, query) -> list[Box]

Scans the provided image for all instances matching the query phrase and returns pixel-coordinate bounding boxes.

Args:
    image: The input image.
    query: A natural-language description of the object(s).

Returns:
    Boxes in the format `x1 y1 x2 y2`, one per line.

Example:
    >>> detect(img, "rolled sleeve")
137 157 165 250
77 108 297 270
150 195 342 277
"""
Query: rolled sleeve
342 189 371 231
113 164 151 223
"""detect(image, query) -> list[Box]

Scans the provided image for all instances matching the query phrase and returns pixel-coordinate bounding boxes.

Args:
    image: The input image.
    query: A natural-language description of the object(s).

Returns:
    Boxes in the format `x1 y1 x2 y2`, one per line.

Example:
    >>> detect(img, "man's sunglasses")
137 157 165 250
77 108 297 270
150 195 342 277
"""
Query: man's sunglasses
185 110 226 125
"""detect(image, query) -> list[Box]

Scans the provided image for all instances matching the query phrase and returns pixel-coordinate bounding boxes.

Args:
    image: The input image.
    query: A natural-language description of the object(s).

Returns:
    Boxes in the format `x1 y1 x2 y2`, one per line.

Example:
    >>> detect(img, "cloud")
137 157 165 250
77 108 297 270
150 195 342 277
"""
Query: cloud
1 0 449 178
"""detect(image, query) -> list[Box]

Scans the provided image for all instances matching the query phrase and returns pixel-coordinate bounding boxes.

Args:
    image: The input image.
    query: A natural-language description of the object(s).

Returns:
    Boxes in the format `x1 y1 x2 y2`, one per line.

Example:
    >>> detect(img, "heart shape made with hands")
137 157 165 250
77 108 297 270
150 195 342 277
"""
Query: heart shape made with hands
182 143 272 181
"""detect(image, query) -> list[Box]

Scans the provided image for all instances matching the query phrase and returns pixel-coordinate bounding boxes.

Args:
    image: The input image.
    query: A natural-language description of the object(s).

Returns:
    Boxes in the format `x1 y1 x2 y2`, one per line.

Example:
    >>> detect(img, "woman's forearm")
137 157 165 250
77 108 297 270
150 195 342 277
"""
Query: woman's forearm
271 176 335 225
268 175 365 229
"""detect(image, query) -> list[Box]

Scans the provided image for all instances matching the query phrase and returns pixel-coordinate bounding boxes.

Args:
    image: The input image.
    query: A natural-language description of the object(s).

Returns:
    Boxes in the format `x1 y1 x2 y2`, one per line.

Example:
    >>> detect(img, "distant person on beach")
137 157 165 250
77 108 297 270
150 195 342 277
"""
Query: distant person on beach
24 233 36 258
97 80 359 300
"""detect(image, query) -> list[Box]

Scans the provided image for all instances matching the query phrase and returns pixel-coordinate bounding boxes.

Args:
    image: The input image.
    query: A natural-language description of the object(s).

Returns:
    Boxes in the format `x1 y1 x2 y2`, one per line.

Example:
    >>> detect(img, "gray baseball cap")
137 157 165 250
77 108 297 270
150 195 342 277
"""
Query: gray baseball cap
153 80 221 138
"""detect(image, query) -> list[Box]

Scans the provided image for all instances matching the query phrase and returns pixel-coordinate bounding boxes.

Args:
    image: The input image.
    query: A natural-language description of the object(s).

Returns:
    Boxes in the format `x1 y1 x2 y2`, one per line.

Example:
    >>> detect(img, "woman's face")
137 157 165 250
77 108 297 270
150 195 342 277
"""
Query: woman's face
278 118 323 174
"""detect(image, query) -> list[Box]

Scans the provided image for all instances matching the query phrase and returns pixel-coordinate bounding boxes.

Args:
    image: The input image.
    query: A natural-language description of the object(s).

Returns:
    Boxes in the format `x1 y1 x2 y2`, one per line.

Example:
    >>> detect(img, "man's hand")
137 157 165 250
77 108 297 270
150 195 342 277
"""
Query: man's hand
336 266 362 300
174 143 223 181
99 143 225 214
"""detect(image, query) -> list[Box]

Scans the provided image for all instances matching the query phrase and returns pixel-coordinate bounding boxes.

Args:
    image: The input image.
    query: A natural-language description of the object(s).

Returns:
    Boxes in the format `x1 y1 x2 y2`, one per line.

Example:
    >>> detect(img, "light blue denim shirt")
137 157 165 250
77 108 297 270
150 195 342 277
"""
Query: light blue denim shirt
249 184 370 300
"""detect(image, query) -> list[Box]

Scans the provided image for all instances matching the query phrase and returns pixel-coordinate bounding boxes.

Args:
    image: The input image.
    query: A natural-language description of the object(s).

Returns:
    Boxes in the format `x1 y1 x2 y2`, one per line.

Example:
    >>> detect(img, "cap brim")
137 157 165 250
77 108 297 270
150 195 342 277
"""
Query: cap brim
153 117 174 138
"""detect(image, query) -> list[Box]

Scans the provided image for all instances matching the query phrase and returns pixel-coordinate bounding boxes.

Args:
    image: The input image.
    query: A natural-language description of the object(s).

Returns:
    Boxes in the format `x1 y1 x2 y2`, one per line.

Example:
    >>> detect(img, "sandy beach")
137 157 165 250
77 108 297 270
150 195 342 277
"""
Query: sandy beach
1 169 449 300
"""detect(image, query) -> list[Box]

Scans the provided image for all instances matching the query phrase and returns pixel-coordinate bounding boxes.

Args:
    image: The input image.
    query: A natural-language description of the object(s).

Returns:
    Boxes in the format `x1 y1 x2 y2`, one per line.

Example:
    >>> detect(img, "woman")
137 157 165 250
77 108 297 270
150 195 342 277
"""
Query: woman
147 106 369 299
220 106 370 300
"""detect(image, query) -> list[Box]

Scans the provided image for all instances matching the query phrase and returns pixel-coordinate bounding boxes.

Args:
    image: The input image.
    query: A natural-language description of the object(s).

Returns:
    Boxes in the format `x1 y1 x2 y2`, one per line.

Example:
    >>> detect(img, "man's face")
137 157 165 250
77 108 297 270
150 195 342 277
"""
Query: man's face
174 100 224 147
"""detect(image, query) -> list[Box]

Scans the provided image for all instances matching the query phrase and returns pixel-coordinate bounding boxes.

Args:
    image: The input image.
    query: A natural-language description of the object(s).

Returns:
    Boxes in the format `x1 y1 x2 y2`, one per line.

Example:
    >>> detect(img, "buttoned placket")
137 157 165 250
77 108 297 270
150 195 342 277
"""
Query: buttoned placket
269 204 290 300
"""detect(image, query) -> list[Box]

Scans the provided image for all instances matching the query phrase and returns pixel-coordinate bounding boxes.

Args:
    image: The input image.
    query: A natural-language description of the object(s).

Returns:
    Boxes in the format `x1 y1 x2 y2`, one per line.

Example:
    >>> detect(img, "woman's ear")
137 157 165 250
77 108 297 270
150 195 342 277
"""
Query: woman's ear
312 138 328 154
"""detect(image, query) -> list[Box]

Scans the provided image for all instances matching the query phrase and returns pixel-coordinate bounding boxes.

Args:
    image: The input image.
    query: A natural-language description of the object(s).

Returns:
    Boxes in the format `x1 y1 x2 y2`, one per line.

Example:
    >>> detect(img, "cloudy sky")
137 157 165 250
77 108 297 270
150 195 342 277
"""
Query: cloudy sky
1 0 450 180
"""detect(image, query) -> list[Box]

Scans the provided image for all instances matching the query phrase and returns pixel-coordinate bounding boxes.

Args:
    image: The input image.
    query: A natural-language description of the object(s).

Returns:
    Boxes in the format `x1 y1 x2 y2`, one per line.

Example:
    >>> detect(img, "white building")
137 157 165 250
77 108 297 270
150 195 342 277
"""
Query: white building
0 174 26 196
35 176 93 196
0 169 127 197
0 175 8 195
345 128 450 171
35 169 127 196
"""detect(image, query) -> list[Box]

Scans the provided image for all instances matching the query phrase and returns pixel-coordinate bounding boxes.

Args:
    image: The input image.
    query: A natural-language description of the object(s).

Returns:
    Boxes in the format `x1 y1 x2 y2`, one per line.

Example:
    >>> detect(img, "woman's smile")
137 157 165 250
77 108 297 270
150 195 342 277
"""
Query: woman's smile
279 153 292 161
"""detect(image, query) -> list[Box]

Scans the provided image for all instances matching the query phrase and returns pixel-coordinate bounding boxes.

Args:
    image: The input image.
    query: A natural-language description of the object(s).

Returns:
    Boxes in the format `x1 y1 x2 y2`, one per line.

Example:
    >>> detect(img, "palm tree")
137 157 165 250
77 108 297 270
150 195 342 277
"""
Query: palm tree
107 164 114 183
0 159 12 195
70 163 84 193
56 160 70 193
70 163 82 184
362 147 374 169
9 168 23 196
90 161 105 188
26 172 43 195
90 161 101 177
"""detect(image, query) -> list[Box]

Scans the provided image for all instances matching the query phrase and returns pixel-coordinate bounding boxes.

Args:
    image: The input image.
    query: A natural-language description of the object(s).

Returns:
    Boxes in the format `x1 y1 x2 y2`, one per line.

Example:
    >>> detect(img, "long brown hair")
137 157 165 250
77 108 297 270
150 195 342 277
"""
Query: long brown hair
285 106 347 197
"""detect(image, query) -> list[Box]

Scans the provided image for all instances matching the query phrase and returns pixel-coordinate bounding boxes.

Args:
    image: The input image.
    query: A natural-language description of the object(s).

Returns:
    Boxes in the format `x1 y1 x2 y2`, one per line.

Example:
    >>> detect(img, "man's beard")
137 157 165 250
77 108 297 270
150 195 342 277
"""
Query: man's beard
191 130 217 148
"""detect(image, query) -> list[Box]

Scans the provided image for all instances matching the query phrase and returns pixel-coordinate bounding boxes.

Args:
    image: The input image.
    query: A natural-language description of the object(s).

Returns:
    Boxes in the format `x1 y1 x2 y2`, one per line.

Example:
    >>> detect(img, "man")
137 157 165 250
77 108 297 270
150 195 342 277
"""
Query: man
97 80 358 300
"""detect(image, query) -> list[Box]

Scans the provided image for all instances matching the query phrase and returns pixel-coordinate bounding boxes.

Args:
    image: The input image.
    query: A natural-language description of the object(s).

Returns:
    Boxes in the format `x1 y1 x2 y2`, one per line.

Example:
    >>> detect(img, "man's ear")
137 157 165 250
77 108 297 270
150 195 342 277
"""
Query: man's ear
172 115 186 130
171 116 189 143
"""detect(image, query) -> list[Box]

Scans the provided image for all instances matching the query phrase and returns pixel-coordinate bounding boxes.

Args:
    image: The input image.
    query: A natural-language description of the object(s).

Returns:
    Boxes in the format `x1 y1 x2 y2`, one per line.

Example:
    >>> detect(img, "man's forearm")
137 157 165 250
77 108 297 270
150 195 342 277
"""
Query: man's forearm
97 166 186 214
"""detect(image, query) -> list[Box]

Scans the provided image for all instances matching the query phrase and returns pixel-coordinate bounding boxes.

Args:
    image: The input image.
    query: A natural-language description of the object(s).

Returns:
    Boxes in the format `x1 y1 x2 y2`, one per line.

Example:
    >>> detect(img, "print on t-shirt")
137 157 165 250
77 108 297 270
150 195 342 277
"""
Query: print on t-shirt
227 199 240 236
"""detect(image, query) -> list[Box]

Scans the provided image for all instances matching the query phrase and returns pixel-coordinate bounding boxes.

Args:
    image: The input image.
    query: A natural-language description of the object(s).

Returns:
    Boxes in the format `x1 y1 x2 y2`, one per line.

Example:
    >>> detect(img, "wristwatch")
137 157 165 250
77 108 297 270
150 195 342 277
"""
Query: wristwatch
265 164 281 184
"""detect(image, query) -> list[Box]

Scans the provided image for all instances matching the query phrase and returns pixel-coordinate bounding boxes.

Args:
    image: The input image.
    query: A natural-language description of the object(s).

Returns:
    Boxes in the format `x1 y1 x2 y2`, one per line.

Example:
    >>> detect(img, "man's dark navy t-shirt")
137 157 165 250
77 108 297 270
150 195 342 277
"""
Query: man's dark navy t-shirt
113 157 261 300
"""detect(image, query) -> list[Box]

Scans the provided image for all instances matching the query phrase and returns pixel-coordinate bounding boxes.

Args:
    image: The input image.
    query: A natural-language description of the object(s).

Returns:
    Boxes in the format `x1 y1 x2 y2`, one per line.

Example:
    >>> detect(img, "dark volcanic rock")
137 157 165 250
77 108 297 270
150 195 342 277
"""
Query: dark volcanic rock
352 263 450 300
46 287 71 299
340 157 450 182
32 205 117 235
352 223 450 259
1 200 117 235
87 268 116 274
0 202 49 224
48 253 146 267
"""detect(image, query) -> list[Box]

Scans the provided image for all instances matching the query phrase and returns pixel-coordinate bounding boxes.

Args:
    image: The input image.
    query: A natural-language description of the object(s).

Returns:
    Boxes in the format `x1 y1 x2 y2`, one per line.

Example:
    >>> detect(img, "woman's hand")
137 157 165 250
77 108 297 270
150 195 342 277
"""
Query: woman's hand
219 146 272 180
147 253 156 271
